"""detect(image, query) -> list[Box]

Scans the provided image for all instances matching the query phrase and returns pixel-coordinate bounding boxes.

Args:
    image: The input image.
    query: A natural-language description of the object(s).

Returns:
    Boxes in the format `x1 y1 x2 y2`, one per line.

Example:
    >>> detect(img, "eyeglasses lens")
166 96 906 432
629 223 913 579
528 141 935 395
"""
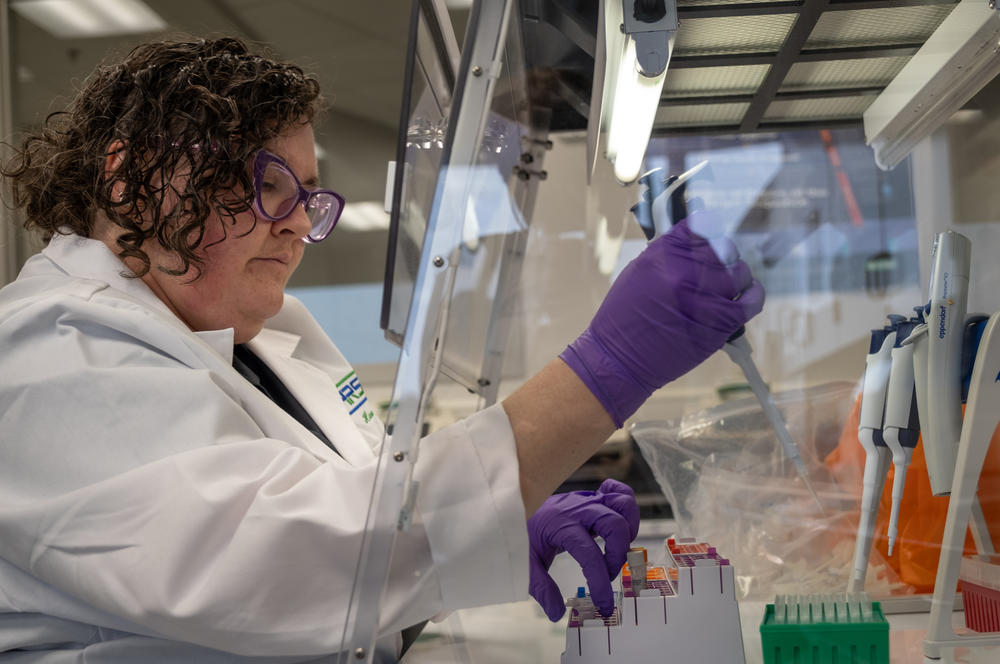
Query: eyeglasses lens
256 155 342 242
260 162 299 219
306 193 339 240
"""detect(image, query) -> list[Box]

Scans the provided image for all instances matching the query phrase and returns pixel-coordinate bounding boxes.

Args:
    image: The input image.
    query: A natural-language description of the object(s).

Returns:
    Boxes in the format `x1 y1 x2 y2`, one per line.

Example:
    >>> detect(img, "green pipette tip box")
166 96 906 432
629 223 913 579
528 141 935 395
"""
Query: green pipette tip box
760 601 889 664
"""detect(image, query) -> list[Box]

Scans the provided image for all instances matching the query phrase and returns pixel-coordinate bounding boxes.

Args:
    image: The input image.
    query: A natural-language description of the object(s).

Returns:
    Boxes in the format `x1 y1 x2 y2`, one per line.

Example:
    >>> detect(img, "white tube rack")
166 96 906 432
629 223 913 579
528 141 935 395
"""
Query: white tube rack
561 538 745 663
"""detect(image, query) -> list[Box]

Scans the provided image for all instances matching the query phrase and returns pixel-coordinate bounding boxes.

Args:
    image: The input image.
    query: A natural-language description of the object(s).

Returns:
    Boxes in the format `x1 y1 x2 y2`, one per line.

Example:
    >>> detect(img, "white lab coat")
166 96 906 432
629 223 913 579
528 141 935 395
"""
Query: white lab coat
0 233 529 662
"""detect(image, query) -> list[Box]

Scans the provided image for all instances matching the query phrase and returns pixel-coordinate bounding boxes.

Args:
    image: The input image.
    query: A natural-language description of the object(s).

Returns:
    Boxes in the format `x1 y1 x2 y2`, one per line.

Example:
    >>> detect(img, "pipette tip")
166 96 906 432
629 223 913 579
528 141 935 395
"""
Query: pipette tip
793 457 825 513
805 480 825 513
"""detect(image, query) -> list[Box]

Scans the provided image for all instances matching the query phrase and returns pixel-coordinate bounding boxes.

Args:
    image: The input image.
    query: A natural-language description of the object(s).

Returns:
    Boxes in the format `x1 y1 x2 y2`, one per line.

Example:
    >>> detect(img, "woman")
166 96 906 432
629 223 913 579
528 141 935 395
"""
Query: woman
0 38 762 661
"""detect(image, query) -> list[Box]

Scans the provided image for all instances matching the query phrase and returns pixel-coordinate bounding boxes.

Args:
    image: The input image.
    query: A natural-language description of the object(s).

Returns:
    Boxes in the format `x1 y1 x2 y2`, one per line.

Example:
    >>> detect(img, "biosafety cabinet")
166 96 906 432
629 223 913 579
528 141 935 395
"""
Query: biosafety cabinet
4 1 1000 662
370 3 1000 662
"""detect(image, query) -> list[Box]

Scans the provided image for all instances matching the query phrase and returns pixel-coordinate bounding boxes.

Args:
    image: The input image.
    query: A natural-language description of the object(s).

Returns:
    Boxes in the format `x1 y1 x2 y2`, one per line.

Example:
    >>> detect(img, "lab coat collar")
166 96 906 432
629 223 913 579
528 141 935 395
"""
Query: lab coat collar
250 327 301 359
42 233 238 360
244 327 380 466
43 233 176 318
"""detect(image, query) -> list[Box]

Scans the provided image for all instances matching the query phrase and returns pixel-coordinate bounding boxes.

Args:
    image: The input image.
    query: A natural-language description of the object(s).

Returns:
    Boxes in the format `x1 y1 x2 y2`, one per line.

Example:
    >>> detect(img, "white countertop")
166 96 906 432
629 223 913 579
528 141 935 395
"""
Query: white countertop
403 521 1000 663
403 598 1000 663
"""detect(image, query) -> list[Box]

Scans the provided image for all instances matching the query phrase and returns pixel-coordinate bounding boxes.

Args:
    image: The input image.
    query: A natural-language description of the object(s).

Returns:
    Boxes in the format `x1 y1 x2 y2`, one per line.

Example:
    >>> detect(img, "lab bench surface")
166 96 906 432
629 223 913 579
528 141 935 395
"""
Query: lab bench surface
403 521 1000 663
401 599 1000 663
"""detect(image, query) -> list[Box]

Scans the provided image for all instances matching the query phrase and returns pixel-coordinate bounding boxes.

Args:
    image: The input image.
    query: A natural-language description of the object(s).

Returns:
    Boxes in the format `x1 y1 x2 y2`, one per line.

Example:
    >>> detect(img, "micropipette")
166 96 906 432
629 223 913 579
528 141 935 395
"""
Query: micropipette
631 164 824 511
882 311 923 555
923 231 972 495
849 320 899 593
722 335 823 510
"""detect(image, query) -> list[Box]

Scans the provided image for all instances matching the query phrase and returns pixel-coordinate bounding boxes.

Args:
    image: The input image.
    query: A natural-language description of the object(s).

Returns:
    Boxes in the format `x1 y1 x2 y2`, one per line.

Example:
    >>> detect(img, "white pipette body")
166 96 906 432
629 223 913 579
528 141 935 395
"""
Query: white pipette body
850 327 896 593
924 231 971 495
883 321 922 555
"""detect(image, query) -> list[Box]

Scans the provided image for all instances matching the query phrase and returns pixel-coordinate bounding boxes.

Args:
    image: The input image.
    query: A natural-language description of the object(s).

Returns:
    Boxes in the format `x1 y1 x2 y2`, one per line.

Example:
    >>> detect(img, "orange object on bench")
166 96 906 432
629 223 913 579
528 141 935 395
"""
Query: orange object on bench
826 396 1000 593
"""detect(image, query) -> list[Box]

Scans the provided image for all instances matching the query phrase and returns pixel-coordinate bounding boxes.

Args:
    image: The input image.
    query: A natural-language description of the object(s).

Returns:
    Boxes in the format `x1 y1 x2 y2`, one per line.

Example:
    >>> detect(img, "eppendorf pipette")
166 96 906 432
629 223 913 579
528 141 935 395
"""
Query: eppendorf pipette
849 320 899 593
631 164 823 511
882 311 923 555
923 231 972 495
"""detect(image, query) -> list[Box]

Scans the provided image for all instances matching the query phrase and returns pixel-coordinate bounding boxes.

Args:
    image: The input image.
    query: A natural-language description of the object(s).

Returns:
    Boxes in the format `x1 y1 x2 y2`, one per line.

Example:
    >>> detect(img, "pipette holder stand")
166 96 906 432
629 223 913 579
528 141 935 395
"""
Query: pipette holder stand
561 538 745 663
924 311 1000 659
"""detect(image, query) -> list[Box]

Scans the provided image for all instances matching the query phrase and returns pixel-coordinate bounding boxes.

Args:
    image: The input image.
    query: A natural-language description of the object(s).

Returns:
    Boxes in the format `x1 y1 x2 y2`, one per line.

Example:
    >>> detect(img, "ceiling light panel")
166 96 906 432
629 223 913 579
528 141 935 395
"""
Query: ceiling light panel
674 14 797 56
662 64 771 98
10 0 166 38
781 56 911 92
763 95 876 122
655 102 750 127
804 5 957 50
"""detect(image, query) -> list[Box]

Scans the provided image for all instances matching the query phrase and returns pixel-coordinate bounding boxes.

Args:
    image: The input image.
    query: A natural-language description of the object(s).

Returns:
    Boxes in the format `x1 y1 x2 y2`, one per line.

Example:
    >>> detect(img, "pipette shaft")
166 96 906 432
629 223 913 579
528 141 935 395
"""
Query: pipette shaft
723 335 824 510
883 322 921 555
850 326 896 592
850 441 891 592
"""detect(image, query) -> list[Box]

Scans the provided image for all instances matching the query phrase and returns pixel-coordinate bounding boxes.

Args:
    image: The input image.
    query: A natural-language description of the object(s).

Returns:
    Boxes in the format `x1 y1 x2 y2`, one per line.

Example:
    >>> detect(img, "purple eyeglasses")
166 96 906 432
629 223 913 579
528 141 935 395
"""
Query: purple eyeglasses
252 149 345 243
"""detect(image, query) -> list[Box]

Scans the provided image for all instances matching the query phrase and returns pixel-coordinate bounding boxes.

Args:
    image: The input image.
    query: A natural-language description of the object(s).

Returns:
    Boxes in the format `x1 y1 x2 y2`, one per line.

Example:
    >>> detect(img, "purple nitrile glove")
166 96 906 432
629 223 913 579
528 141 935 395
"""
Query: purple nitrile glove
528 479 640 622
560 211 765 428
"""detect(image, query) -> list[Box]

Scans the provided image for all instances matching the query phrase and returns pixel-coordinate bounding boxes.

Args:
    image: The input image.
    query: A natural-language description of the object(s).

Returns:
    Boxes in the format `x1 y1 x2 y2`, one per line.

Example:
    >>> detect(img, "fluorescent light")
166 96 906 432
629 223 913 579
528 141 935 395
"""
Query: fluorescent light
593 0 675 185
597 0 627 164
11 0 167 39
607 38 667 184
864 0 1000 170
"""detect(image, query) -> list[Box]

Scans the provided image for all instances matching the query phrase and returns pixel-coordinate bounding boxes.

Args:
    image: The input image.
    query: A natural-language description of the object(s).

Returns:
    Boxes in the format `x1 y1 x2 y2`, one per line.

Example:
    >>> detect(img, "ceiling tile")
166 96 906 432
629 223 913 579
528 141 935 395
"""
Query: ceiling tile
655 102 749 127
781 56 910 91
663 64 770 97
804 5 956 50
678 0 797 5
674 14 797 56
763 95 876 122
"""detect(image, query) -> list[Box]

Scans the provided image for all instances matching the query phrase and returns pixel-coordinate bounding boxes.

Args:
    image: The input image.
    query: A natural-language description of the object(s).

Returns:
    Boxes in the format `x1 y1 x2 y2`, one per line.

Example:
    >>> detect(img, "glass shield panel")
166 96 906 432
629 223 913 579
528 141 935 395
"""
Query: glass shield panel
400 70 1000 664
383 2 533 398
381 0 456 346
628 128 923 602
341 0 546 660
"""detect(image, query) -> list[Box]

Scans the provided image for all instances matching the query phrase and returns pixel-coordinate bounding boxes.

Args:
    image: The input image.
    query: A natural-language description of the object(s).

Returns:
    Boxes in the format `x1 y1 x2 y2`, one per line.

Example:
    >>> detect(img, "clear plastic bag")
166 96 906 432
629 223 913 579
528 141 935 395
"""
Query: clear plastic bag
632 381 909 600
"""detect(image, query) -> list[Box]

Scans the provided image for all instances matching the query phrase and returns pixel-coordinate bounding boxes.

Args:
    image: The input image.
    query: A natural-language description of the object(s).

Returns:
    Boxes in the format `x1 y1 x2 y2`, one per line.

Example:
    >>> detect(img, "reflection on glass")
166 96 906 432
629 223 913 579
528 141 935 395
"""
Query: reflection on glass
645 127 919 298
406 116 448 151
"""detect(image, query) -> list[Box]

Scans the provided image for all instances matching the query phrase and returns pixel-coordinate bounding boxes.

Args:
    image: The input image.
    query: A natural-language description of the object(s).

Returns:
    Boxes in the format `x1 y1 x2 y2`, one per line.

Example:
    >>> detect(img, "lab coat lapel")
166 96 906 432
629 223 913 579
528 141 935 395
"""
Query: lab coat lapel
247 329 376 467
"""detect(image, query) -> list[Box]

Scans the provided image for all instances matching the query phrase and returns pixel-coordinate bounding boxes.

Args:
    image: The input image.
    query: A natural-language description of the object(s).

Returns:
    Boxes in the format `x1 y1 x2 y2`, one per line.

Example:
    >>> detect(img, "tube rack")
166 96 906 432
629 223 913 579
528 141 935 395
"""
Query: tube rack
560 537 745 663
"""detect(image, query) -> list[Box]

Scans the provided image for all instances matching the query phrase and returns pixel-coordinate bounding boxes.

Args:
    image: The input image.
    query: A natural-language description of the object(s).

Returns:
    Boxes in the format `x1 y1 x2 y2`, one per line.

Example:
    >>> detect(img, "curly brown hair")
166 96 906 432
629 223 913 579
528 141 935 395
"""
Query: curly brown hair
0 37 322 277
